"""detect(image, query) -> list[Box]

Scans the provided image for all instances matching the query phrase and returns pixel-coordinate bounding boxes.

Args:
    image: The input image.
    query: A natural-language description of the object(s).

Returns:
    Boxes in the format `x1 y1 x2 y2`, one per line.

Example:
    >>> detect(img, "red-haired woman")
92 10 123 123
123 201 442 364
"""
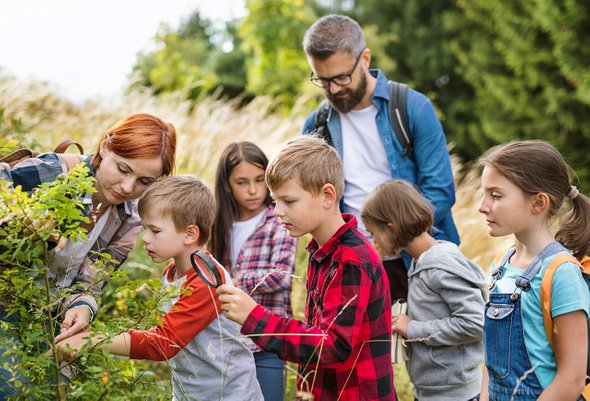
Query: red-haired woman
0 113 176 340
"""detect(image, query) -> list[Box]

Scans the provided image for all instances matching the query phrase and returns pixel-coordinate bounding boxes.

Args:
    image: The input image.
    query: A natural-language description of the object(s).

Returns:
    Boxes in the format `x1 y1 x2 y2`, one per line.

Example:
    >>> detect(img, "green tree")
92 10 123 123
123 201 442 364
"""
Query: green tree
450 0 590 187
130 11 248 100
239 0 316 106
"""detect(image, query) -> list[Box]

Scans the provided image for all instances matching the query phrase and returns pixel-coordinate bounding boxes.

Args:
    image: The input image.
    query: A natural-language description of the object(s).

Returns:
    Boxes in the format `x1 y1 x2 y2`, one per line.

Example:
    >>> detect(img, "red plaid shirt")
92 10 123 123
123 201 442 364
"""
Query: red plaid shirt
228 206 297 317
241 215 395 401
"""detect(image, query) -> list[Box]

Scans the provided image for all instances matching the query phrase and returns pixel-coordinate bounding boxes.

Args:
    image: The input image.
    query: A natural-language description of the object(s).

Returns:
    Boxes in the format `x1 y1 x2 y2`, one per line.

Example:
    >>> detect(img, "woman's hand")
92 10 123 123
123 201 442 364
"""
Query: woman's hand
55 306 91 342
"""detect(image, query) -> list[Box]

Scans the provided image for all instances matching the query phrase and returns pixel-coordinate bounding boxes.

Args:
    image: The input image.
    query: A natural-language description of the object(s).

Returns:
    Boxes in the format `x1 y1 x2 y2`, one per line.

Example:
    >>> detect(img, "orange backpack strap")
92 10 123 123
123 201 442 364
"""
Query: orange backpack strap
539 253 581 351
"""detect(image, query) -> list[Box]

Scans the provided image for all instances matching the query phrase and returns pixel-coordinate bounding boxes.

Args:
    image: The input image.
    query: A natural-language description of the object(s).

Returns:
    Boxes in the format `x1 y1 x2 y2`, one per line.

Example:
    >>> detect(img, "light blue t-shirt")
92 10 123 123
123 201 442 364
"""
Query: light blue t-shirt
491 251 590 388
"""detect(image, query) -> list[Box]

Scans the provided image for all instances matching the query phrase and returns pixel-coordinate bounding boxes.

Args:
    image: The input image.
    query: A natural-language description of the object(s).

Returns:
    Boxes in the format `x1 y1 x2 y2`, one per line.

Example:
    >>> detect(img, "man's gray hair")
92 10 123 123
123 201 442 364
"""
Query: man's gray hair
303 14 366 60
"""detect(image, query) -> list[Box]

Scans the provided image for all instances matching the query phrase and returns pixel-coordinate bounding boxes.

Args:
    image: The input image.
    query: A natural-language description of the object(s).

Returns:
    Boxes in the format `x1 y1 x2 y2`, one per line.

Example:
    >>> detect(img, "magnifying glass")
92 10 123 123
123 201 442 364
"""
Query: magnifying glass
191 250 223 288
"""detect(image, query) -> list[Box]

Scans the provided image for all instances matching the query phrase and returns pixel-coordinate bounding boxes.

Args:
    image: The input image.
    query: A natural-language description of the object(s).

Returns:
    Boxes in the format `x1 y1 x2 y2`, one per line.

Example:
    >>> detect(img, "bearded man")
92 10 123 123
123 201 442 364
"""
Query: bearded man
302 14 460 303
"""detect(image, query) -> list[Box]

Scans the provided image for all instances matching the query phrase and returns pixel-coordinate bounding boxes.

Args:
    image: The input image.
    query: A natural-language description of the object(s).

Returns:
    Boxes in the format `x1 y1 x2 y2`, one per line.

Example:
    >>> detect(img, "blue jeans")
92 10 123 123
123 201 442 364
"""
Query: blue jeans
254 352 285 401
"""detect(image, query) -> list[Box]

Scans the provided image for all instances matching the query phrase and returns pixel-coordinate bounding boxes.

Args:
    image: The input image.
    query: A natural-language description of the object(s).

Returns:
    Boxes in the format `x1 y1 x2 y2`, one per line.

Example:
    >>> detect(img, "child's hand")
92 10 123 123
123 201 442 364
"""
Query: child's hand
391 313 411 338
216 284 257 325
55 306 92 342
56 332 93 362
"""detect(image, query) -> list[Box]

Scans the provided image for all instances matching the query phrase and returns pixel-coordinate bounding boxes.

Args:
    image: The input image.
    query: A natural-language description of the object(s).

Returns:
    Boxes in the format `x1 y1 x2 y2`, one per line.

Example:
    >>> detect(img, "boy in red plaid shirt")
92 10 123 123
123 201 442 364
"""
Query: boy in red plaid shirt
217 136 395 401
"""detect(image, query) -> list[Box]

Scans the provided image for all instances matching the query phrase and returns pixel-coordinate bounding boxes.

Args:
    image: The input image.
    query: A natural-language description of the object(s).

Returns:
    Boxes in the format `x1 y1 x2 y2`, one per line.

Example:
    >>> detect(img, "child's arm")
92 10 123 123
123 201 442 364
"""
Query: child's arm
218 262 373 366
538 310 587 401
480 366 489 401
59 276 221 362
57 332 131 362
126 279 220 361
234 223 297 294
406 269 484 346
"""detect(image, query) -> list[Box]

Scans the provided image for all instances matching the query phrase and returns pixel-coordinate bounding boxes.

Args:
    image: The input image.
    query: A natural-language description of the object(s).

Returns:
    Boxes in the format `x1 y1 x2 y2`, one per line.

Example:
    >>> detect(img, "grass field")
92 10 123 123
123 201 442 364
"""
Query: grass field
1 71 512 399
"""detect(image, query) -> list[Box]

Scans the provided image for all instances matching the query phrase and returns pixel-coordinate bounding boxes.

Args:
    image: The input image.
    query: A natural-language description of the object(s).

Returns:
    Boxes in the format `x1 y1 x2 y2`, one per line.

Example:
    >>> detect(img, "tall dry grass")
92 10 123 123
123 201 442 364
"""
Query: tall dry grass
1 71 510 267
1 71 509 400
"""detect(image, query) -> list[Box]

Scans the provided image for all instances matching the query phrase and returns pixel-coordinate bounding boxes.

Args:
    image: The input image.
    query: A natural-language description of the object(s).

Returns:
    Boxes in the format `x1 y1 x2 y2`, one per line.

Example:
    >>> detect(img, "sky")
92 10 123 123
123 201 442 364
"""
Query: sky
0 0 247 104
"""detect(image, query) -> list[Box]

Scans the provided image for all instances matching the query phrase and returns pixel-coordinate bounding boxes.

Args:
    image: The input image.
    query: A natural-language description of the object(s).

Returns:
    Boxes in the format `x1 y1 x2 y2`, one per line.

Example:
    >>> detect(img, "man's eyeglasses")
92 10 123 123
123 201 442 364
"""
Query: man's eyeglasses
309 49 365 89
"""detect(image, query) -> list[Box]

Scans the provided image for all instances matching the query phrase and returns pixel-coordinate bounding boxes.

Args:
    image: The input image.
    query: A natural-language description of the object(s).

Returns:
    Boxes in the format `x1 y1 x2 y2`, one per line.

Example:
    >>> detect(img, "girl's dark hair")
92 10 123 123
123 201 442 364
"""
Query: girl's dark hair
479 140 590 258
209 142 272 264
361 179 434 254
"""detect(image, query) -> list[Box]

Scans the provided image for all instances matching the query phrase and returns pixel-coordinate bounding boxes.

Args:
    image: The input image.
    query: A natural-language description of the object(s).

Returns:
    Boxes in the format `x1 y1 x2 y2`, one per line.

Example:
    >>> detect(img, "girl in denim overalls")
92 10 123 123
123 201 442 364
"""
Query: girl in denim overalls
478 140 590 401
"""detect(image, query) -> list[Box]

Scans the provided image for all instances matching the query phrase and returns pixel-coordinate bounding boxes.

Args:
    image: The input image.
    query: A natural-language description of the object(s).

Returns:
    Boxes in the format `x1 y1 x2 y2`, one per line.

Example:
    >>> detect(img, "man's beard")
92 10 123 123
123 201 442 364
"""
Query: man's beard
326 72 368 114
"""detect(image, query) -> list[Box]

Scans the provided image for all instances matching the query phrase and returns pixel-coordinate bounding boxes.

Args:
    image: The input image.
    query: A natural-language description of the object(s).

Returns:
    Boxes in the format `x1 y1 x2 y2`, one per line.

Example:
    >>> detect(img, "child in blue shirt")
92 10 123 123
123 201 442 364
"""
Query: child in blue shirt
478 140 590 401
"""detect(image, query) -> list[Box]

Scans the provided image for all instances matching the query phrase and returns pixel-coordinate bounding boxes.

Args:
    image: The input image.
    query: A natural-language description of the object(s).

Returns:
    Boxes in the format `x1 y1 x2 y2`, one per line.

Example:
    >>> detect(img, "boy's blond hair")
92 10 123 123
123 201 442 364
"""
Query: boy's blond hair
138 175 215 245
266 136 344 199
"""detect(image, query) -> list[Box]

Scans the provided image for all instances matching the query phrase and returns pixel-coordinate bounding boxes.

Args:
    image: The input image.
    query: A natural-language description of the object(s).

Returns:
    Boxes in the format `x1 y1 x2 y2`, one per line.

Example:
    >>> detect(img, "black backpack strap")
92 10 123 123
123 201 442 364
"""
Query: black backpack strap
313 100 333 146
388 80 414 161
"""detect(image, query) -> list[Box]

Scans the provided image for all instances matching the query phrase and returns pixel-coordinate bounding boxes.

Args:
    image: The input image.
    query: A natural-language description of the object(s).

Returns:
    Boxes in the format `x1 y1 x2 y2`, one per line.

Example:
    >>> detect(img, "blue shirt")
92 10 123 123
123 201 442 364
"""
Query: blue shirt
303 69 459 245
491 252 590 388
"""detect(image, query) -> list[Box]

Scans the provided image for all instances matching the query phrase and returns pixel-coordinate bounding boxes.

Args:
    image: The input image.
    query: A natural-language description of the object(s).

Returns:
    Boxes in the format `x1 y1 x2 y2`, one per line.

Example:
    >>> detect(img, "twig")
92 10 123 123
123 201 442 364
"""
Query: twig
510 365 538 401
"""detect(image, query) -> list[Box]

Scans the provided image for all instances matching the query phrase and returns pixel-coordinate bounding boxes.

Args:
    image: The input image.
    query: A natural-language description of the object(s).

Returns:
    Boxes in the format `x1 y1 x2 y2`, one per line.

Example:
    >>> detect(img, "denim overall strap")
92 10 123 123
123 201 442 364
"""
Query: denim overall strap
489 248 516 291
485 242 568 400
509 242 567 302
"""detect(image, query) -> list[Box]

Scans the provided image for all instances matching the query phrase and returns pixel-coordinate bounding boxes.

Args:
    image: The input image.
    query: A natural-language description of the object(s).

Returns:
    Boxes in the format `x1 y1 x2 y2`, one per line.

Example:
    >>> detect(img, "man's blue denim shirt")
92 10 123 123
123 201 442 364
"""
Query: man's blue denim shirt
303 69 460 245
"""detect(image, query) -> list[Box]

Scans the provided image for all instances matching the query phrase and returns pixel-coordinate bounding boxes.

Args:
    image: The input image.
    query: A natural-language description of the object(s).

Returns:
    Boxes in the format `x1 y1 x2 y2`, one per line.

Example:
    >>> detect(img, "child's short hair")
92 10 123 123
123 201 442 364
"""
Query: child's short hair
138 175 215 245
361 179 434 251
266 136 344 199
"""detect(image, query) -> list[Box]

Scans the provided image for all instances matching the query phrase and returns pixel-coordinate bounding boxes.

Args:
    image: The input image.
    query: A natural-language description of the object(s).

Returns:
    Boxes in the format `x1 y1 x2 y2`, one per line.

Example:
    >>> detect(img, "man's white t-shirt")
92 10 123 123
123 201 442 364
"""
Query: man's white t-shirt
340 105 391 237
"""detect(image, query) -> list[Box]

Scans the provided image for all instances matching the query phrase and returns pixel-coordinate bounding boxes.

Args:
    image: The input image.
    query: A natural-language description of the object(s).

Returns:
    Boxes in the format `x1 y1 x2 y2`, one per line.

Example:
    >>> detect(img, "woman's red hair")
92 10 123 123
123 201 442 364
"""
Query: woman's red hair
91 113 176 176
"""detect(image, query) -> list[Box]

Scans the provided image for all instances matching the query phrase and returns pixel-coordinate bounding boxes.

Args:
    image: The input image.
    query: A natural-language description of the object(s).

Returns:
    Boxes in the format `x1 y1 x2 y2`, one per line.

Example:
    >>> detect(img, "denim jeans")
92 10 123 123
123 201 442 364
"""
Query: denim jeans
254 352 285 401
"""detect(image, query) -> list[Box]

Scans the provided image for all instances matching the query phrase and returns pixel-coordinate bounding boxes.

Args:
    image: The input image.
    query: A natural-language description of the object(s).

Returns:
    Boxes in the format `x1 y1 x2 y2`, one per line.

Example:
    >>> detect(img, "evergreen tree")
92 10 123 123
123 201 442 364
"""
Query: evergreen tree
451 0 590 186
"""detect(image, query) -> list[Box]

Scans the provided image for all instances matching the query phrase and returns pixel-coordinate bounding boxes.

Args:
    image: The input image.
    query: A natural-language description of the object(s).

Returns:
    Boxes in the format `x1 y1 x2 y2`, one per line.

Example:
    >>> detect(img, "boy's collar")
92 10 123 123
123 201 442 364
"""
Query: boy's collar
306 214 357 262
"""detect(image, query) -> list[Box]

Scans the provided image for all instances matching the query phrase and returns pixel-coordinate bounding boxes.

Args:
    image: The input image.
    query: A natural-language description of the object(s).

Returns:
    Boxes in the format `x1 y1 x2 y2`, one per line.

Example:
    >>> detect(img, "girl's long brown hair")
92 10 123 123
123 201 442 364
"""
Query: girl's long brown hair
479 140 590 258
209 142 272 264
